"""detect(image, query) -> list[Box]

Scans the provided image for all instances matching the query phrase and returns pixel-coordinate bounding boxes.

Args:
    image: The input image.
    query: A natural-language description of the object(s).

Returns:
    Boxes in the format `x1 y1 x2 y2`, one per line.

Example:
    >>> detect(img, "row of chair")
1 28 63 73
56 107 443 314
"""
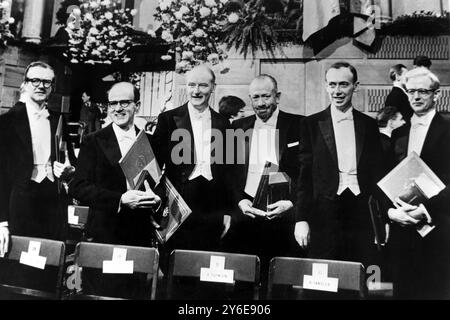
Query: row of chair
0 236 368 300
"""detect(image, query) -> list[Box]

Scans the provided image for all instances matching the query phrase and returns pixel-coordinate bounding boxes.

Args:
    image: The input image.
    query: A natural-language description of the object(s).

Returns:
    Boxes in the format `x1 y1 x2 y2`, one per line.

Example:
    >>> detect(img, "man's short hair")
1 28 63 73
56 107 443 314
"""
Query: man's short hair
252 74 279 93
389 64 407 82
413 55 432 69
108 82 140 102
326 61 358 83
376 106 399 128
218 95 246 119
404 67 440 91
24 61 55 81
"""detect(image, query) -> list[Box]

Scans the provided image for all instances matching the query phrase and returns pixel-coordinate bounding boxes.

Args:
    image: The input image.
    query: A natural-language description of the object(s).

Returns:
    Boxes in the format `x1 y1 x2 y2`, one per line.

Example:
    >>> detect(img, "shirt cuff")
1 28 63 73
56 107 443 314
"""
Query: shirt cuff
0 222 9 228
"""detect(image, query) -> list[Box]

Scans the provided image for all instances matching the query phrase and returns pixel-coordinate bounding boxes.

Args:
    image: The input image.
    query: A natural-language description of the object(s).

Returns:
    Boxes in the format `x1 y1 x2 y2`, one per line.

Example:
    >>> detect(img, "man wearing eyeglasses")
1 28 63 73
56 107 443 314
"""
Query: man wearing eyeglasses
388 67 450 299
0 61 75 256
69 82 161 247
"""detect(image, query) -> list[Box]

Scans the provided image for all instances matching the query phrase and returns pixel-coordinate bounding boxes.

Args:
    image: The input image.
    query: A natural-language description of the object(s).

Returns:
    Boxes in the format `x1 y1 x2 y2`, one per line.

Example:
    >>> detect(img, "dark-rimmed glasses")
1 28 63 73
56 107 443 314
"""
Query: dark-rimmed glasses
108 100 134 109
25 78 54 89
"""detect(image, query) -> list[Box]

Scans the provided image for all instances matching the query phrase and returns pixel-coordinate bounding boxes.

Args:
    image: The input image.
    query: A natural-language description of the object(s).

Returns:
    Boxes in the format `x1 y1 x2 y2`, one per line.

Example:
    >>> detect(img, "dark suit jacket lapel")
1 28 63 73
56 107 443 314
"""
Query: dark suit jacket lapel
173 103 194 163
421 113 445 160
12 102 33 161
97 125 125 180
276 111 288 163
318 107 338 165
353 110 366 165
241 115 256 178
49 112 60 161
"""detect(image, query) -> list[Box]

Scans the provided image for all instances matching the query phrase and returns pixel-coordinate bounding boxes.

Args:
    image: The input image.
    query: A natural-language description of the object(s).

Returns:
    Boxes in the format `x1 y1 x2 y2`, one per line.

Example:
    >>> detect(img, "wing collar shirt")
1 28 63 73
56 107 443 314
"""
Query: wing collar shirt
25 99 54 183
112 122 137 190
187 103 213 181
244 108 279 198
331 105 360 196
408 109 436 156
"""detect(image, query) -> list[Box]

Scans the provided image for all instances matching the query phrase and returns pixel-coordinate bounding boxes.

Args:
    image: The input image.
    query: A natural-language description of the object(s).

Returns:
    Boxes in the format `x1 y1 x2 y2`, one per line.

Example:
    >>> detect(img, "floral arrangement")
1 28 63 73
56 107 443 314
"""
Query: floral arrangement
380 11 450 36
0 1 15 48
64 0 137 64
154 0 236 73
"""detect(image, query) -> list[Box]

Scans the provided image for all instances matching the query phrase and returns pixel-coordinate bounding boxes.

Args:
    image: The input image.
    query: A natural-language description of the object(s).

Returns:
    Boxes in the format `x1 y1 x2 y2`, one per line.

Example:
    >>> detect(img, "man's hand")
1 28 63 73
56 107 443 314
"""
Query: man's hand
294 221 310 249
0 226 9 257
266 200 293 220
53 161 75 181
238 199 266 219
388 207 420 226
407 204 432 224
121 181 161 210
221 215 231 239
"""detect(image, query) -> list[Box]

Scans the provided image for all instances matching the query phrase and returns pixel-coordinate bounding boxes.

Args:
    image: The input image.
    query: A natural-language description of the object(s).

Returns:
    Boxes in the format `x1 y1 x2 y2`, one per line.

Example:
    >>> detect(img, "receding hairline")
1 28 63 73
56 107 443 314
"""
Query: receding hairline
249 75 278 93
108 82 138 101
185 65 216 83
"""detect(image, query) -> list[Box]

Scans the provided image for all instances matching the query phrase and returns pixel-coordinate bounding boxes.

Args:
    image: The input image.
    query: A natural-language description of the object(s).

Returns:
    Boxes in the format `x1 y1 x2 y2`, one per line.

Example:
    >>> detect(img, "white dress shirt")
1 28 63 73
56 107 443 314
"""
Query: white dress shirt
25 99 54 183
187 103 213 181
331 106 360 196
112 123 137 190
244 108 279 198
408 109 436 156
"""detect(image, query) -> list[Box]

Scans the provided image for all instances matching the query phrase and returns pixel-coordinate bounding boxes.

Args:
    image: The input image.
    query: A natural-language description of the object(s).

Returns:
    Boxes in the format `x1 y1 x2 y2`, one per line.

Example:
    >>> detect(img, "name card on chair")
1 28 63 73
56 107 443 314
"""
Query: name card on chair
303 263 339 292
68 206 79 225
200 255 234 284
19 241 47 270
102 248 134 274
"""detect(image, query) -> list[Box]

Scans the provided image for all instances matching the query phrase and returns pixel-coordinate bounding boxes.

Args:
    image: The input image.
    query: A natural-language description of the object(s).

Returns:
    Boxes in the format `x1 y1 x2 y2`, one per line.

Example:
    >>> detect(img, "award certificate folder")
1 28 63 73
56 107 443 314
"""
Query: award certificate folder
118 130 192 244
119 130 162 189
154 176 192 244
252 161 291 212
377 151 444 236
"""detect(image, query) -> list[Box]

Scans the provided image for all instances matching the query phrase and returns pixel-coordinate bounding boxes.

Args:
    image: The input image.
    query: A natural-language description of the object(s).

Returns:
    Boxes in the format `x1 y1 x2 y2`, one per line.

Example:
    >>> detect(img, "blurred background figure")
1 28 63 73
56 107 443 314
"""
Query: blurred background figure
79 91 102 135
385 64 412 121
218 95 246 122
376 106 406 166
413 55 432 70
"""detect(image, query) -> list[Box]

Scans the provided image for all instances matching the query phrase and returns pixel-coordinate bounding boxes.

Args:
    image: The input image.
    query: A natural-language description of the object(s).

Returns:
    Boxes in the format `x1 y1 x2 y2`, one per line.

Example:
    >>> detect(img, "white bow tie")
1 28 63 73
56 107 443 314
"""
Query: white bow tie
34 108 49 120
336 115 353 123
411 118 427 128
117 131 135 142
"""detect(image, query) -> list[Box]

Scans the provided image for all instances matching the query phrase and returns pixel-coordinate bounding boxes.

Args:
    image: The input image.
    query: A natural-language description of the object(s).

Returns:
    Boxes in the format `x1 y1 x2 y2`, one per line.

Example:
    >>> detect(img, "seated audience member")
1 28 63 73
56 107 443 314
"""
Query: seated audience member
218 95 246 122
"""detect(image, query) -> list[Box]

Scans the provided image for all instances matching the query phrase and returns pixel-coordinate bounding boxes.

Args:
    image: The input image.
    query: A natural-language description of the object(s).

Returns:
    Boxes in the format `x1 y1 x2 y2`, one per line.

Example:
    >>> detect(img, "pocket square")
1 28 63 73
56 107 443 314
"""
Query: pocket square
287 141 299 148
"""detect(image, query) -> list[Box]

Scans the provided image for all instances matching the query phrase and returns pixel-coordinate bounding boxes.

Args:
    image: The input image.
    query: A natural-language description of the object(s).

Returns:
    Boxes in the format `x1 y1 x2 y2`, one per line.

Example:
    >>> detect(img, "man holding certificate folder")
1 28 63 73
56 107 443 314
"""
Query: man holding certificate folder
69 82 161 247
387 68 450 299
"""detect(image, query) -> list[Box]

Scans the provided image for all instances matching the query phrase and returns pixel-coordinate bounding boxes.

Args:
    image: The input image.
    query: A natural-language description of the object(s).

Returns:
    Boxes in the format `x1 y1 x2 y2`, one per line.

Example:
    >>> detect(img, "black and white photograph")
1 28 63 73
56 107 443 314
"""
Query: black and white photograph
0 0 449 306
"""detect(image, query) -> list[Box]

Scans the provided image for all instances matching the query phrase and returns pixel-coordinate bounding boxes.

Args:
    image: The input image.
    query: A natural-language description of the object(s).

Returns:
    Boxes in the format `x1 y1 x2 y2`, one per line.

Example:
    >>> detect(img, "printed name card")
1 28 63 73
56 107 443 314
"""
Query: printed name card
200 255 234 284
303 263 339 292
68 206 79 225
19 241 47 270
102 248 134 274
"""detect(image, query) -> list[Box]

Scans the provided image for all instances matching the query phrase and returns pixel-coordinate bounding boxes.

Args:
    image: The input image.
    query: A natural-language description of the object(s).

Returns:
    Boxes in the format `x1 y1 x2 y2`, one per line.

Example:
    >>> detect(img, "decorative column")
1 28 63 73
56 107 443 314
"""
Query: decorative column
375 0 392 24
21 0 45 44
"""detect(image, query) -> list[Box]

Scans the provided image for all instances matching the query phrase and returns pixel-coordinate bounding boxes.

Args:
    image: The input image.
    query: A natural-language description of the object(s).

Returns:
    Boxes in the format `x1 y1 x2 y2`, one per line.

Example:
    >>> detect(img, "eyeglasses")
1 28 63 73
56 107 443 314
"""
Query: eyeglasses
108 100 134 109
25 78 54 89
406 89 435 96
